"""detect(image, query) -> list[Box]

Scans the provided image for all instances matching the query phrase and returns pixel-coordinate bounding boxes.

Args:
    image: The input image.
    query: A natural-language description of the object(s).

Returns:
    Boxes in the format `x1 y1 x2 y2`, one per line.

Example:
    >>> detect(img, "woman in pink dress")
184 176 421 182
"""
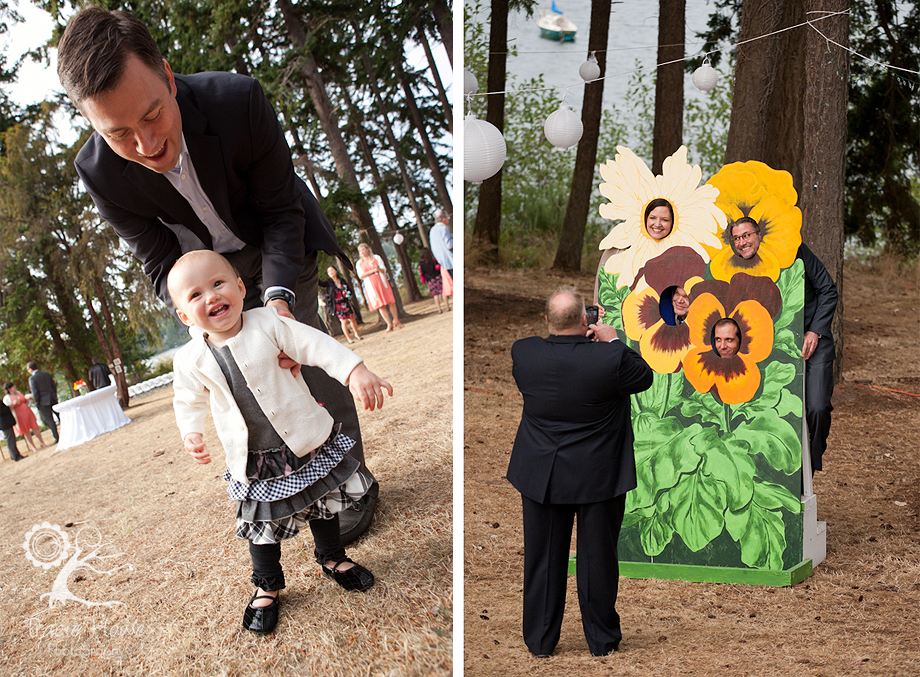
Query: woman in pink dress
355 243 403 332
3 382 47 452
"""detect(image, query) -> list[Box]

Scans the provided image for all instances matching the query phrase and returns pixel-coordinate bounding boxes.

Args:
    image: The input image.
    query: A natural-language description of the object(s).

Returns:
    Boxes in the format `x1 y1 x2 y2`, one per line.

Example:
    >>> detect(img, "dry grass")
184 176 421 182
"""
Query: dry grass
0 299 453 677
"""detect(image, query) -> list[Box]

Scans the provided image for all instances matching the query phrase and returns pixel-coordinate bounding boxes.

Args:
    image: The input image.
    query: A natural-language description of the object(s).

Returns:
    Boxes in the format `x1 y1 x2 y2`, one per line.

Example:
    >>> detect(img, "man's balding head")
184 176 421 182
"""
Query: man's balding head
545 286 586 334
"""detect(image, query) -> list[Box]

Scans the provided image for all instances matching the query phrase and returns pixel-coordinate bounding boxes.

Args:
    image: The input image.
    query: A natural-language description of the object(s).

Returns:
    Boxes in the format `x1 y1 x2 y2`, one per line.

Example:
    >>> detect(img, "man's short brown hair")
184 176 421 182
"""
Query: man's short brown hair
545 286 585 332
57 7 168 109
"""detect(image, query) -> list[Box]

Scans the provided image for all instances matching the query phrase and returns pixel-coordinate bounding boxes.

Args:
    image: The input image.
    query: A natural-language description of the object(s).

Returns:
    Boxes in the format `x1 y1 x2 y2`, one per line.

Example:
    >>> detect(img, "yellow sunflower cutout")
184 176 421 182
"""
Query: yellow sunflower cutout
598 145 726 290
704 161 803 282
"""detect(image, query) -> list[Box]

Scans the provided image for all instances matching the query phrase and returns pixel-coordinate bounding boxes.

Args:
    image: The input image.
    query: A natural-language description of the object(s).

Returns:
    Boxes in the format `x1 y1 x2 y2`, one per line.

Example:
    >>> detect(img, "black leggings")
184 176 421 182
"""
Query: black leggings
249 514 346 591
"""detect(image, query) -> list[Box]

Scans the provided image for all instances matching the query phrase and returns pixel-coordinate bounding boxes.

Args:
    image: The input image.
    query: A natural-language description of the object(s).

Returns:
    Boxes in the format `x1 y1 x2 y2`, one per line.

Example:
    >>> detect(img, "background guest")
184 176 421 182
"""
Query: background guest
27 362 59 444
355 243 402 333
3 382 47 452
320 267 363 344
419 248 450 314
0 397 24 461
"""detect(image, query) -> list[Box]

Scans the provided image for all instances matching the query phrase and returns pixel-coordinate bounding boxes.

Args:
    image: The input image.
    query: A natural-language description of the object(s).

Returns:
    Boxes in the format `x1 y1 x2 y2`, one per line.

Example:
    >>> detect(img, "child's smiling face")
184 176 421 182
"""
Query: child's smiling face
169 251 246 341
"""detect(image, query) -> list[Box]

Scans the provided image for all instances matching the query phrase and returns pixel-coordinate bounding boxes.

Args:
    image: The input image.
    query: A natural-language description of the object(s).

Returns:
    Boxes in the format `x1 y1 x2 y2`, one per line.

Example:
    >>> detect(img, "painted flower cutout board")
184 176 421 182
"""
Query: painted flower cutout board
596 151 824 586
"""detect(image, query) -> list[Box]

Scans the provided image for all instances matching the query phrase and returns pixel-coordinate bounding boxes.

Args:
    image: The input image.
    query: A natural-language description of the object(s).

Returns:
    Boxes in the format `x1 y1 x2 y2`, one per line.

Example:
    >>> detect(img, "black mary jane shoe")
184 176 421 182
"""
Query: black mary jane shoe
321 557 374 592
243 591 279 634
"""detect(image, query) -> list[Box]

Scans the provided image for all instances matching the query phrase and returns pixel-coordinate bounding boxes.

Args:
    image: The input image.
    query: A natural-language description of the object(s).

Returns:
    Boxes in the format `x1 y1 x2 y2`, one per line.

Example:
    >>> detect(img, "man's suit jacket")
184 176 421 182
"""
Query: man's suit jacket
507 334 653 505
0 400 16 430
29 370 58 407
75 71 343 305
799 244 838 363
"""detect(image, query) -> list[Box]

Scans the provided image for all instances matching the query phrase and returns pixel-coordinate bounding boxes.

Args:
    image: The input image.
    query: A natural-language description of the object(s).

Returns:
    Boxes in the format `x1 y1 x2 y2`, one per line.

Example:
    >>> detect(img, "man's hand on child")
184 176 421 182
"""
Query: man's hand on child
267 301 303 377
348 363 393 411
184 433 211 464
276 350 302 377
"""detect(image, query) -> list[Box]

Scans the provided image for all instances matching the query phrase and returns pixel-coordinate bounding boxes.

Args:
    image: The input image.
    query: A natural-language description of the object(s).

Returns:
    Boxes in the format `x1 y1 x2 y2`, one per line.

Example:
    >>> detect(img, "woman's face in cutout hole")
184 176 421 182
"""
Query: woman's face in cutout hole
646 206 673 240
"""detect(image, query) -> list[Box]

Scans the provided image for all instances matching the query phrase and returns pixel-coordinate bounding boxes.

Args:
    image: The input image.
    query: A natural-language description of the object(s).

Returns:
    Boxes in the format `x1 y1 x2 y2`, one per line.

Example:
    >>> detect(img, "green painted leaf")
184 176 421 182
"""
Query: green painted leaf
753 480 802 513
774 259 804 331
734 361 796 422
679 387 723 427
634 419 703 509
772 328 800 361
725 503 787 570
775 387 803 419
690 427 755 511
597 269 631 332
637 501 675 556
669 472 727 552
731 414 802 474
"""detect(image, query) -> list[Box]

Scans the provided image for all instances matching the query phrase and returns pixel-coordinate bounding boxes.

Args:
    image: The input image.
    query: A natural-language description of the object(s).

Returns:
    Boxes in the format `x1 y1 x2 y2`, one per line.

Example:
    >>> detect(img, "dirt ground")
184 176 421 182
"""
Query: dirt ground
463 260 920 676
0 298 453 677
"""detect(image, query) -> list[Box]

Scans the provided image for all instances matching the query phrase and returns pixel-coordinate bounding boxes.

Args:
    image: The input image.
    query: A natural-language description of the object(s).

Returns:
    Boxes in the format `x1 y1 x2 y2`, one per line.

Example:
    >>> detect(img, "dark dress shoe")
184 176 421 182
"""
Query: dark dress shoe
243 592 279 634
321 557 374 592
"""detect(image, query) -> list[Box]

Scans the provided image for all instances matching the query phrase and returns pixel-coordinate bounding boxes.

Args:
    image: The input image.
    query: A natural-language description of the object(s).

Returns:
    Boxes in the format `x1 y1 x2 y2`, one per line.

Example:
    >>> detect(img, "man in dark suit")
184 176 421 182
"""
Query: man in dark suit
730 217 838 473
1 398 24 461
56 7 374 540
507 286 653 658
27 362 59 444
88 358 113 390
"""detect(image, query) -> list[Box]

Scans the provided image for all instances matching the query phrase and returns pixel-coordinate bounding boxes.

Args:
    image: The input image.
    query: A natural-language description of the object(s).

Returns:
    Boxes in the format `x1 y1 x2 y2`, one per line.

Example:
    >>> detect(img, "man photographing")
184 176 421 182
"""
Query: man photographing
507 286 653 657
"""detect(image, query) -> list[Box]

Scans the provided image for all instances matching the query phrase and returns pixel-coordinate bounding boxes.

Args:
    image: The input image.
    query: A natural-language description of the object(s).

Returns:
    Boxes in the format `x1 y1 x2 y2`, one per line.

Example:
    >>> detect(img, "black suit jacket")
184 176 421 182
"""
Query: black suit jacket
0 400 15 430
799 244 838 362
75 71 342 305
29 370 58 407
507 334 653 505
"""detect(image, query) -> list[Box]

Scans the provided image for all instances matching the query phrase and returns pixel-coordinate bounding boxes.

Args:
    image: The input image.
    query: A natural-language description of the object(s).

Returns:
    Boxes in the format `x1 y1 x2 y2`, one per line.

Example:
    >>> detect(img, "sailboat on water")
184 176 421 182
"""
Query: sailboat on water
537 1 577 42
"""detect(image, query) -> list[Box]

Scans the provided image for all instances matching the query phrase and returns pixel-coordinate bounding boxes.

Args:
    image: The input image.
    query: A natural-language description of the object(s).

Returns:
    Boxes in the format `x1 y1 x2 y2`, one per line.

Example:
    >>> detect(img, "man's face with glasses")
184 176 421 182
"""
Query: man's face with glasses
730 222 762 259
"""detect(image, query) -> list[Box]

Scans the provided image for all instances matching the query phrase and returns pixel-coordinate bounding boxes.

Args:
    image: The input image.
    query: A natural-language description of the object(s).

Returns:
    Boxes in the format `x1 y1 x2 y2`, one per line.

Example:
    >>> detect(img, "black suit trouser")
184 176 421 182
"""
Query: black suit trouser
805 358 834 472
521 493 626 656
37 404 58 443
2 427 22 461
224 246 374 494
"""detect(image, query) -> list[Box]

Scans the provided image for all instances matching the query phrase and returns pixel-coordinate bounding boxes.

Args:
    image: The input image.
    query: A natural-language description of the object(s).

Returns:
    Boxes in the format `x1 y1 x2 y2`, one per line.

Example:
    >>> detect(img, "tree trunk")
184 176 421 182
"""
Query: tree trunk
724 0 790 164
430 0 453 65
763 1 805 195
93 279 130 407
652 0 685 175
419 27 453 132
800 0 849 382
356 43 431 249
552 0 612 271
395 60 453 213
277 0 404 314
471 0 509 265
349 102 423 302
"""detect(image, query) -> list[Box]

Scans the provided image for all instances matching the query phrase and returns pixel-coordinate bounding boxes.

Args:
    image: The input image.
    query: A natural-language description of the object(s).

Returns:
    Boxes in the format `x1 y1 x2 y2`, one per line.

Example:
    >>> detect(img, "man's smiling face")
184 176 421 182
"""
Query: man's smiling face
80 55 182 173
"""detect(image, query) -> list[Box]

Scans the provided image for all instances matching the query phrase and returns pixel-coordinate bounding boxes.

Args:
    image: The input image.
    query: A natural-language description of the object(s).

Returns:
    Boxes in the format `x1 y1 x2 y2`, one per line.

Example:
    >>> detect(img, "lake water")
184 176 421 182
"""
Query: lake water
502 0 722 119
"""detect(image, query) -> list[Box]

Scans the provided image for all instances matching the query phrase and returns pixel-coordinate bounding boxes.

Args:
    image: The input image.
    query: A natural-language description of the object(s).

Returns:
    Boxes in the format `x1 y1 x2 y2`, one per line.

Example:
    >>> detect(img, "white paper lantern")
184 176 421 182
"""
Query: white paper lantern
692 59 720 93
579 52 600 82
464 69 478 98
393 232 405 245
464 113 506 184
543 102 583 151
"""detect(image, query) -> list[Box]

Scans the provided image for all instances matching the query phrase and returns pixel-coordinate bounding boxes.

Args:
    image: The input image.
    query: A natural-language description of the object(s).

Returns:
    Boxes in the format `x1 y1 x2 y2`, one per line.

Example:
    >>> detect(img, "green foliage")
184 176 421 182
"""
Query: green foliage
845 0 920 254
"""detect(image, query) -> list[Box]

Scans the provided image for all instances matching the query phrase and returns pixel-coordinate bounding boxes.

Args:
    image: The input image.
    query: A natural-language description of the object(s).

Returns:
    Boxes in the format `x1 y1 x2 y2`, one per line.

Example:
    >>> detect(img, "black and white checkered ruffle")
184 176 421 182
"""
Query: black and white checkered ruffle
223 428 355 503
237 469 373 545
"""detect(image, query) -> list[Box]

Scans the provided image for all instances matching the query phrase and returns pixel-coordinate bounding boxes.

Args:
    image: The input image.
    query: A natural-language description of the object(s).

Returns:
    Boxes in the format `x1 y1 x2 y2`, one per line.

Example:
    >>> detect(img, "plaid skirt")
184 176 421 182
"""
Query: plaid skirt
222 427 372 545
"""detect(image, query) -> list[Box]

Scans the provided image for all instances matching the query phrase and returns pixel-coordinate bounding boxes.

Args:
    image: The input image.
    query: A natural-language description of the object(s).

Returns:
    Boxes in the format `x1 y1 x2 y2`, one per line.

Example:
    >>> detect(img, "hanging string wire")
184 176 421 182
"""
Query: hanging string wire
468 9 918 102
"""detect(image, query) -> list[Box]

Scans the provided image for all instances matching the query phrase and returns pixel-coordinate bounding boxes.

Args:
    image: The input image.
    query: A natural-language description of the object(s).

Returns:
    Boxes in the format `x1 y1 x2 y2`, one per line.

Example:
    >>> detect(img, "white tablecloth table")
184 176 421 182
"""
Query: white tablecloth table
52 385 131 450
